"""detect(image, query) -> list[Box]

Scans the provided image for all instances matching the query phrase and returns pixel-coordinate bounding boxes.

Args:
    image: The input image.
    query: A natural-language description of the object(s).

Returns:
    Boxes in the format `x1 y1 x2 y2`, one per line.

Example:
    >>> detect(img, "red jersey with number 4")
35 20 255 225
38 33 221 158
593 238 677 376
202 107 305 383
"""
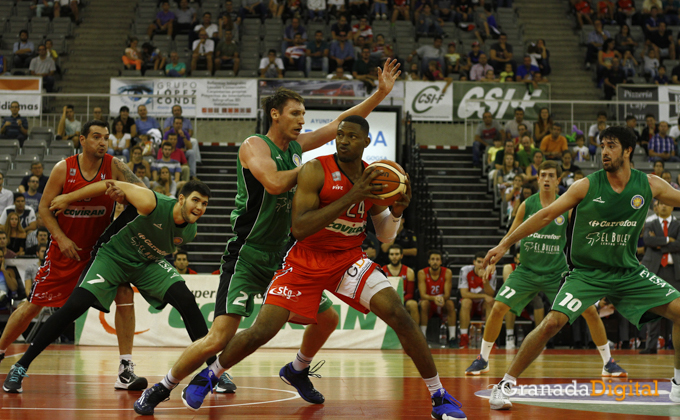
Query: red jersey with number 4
424 266 449 297
57 154 115 258
297 154 373 252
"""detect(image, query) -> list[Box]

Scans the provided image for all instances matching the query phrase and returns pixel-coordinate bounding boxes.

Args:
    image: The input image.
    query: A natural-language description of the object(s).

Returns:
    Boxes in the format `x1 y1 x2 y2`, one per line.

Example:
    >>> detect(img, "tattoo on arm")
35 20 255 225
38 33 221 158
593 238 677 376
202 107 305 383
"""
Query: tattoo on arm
113 158 144 186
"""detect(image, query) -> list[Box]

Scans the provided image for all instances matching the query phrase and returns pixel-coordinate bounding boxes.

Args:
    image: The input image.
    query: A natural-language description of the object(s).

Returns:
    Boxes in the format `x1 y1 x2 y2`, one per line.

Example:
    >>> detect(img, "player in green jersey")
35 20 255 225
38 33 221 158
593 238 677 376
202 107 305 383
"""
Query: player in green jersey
485 126 680 409
465 161 626 377
3 180 214 394
134 59 402 416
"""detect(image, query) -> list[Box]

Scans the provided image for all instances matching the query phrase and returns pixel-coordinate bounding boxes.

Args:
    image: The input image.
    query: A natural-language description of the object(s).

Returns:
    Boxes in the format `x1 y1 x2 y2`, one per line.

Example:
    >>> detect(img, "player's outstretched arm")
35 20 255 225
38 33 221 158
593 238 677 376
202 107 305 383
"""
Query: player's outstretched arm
297 58 401 153
484 201 525 280
50 181 157 217
291 161 382 240
483 177 589 269
241 136 301 195
651 173 680 208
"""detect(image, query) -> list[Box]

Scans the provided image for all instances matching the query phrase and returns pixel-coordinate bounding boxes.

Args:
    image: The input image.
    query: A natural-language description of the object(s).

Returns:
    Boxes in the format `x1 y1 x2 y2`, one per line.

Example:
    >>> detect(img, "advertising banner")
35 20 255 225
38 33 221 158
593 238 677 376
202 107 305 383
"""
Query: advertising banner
658 85 680 123
455 83 549 121
299 110 398 164
77 275 402 350
404 81 454 122
109 78 257 118
617 85 659 122
0 77 42 117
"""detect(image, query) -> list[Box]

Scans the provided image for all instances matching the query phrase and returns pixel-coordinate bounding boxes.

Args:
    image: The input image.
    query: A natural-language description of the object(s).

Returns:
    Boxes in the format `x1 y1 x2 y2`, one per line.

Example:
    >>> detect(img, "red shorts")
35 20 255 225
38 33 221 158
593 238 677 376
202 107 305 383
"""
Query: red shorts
263 244 380 324
29 244 91 307
428 299 444 318
461 298 487 318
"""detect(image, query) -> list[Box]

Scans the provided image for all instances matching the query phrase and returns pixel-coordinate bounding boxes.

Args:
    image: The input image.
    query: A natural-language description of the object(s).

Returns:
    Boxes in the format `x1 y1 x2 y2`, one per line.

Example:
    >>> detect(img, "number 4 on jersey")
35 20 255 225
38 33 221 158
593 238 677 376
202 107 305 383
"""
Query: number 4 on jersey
346 202 365 218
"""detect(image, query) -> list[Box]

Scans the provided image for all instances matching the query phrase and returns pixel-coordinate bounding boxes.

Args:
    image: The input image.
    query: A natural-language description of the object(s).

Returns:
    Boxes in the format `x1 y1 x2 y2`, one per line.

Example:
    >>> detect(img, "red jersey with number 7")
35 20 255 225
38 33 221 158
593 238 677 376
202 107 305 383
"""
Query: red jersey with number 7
296 154 374 252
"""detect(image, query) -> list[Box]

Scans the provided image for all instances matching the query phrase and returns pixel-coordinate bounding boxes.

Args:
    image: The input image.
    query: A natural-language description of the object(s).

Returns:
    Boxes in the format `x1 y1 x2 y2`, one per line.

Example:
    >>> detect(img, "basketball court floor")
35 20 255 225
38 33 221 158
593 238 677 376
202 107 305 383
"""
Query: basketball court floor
0 344 676 419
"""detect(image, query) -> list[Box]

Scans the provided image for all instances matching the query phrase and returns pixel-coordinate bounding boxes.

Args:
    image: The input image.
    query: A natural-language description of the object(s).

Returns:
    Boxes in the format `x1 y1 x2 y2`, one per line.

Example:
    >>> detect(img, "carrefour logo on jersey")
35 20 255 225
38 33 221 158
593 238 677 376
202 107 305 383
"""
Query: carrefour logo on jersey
63 206 107 218
588 220 637 228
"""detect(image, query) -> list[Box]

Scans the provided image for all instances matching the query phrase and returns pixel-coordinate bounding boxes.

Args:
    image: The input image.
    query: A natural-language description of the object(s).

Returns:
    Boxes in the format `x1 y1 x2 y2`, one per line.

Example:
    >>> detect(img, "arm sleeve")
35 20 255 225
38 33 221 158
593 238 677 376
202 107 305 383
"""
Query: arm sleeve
371 208 401 243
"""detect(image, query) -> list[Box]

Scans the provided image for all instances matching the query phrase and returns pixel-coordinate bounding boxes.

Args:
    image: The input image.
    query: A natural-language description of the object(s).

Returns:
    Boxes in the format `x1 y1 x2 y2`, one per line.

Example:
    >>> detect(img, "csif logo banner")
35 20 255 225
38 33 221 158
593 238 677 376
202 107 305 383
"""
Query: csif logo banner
405 81 454 122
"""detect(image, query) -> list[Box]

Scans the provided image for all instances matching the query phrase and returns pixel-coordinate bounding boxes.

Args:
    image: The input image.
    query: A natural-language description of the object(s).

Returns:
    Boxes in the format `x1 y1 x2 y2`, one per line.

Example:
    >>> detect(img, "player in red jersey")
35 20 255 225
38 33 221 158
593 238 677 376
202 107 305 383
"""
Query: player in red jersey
417 250 457 347
458 251 497 349
0 120 148 390
176 115 467 419
382 244 418 322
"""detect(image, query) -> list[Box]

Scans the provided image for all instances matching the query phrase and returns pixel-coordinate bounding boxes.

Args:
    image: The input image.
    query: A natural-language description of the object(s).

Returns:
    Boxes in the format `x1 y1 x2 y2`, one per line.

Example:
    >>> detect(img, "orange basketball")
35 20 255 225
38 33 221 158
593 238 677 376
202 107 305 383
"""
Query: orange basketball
367 160 407 206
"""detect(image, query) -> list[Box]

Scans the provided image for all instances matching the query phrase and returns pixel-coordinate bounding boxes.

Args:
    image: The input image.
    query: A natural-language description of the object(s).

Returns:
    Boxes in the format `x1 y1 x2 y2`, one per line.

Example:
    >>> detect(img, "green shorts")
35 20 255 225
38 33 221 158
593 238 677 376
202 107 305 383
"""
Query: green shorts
495 265 563 316
78 250 184 313
552 265 680 328
215 240 332 318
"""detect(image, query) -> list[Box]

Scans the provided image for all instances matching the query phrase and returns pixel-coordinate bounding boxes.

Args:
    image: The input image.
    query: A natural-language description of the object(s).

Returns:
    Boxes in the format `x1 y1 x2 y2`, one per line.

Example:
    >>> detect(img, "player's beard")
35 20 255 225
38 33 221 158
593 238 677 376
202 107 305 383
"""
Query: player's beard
603 151 625 172
180 202 196 223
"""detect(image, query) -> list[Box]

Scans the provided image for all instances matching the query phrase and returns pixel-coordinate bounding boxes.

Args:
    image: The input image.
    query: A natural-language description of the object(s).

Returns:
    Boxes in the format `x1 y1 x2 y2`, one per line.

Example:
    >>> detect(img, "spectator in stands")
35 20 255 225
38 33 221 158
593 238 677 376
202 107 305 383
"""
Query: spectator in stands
641 113 658 154
191 28 214 74
0 102 28 144
540 123 568 160
626 114 641 143
533 107 552 145
524 149 544 185
0 232 16 259
588 111 608 155
93 106 104 122
615 24 638 54
352 16 373 46
559 150 581 192
215 29 240 75
416 250 456 345
458 252 496 349
516 135 538 168
128 145 152 176
331 15 351 40
417 4 444 37
649 121 680 162
174 250 198 275
472 111 503 167
664 0 680 24
165 51 187 77
306 30 329 75
218 3 240 41
135 105 160 136
621 49 638 77
615 0 636 25
113 106 137 139
496 153 521 192
369 33 389 61
662 170 680 188
18 162 47 194
572 134 589 162
353 36 367 60
645 6 661 36
4 212 26 255
597 39 619 88
54 0 80 22
153 141 188 191
474 4 501 45
511 123 529 150
391 0 410 22
444 41 461 75
481 69 498 82
282 17 307 54
13 30 35 70
404 62 421 80
163 117 197 179
434 0 453 21
515 55 540 90
489 33 514 73
327 0 347 19
22 176 42 212
25 228 49 257
0 173 12 215
574 0 595 27
487 137 504 166
308 0 327 21
585 20 611 70
134 165 151 189
353 47 379 90
505 107 532 140
327 66 352 79
467 41 482 69
469 53 494 81
45 39 59 62
259 49 285 78
284 33 307 73
29 44 56 93
148 0 175 39
329 32 355 73
282 0 303 22
122 37 143 71
644 48 660 78
597 0 616 23
653 159 665 177
107 120 131 162
1 193 37 232
57 104 81 147
648 21 676 60
348 0 369 18
23 244 46 294
493 139 519 170
140 42 166 73
192 12 219 48
240 0 268 23
603 56 628 100
153 166 178 197
174 0 197 35
655 64 670 84
409 37 446 74
527 39 551 76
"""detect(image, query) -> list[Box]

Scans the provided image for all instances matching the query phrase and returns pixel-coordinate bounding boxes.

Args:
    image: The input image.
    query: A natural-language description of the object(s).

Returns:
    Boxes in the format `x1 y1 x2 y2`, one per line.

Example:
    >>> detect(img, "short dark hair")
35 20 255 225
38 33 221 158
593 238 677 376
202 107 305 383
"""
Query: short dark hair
538 160 562 178
515 107 524 113
31 161 42 168
315 30 323 35
660 65 666 71
518 123 527 130
167 132 178 138
162 141 174 149
340 115 369 135
597 111 607 118
600 125 637 160
388 244 403 253
262 88 304 125
13 192 24 202
130 145 142 154
119 106 130 113
428 249 443 259
180 180 212 199
662 170 672 177
173 116 183 123
645 113 656 120
204 11 211 16
474 251 486 260
82 120 109 138
19 30 28 37
268 48 277 55
66 104 74 111
434 36 443 41
175 250 189 259
36 227 49 236
625 115 636 122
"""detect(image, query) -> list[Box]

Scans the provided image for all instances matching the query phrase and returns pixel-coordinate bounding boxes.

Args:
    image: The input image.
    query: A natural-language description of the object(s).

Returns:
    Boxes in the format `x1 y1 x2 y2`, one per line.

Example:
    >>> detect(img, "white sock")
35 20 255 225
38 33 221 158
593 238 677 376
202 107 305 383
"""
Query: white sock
448 326 456 339
161 369 179 390
292 351 312 372
423 374 443 396
208 359 225 378
675 368 680 384
506 329 514 337
501 373 517 386
420 325 427 335
597 343 611 365
119 354 132 363
0 349 6 355
460 329 468 335
480 339 495 360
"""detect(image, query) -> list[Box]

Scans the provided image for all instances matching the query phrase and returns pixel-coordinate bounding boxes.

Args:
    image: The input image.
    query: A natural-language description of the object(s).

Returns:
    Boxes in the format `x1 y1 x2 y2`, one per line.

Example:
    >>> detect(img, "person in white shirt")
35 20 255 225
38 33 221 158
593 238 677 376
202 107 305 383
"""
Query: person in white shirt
0 194 37 232
191 28 215 73
0 173 13 216
587 111 608 155
194 12 219 39
259 49 284 78
107 120 132 162
669 116 680 139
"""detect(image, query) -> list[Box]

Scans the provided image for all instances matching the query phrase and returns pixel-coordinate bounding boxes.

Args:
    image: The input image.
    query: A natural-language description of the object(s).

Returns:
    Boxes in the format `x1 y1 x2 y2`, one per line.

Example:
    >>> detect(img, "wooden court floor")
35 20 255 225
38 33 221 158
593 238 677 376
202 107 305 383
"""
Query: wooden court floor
0 344 677 419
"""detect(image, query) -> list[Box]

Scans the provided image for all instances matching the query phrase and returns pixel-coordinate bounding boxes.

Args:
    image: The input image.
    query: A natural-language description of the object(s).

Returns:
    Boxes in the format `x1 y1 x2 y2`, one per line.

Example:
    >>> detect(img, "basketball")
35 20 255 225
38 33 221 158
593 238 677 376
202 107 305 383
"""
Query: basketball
367 160 407 206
